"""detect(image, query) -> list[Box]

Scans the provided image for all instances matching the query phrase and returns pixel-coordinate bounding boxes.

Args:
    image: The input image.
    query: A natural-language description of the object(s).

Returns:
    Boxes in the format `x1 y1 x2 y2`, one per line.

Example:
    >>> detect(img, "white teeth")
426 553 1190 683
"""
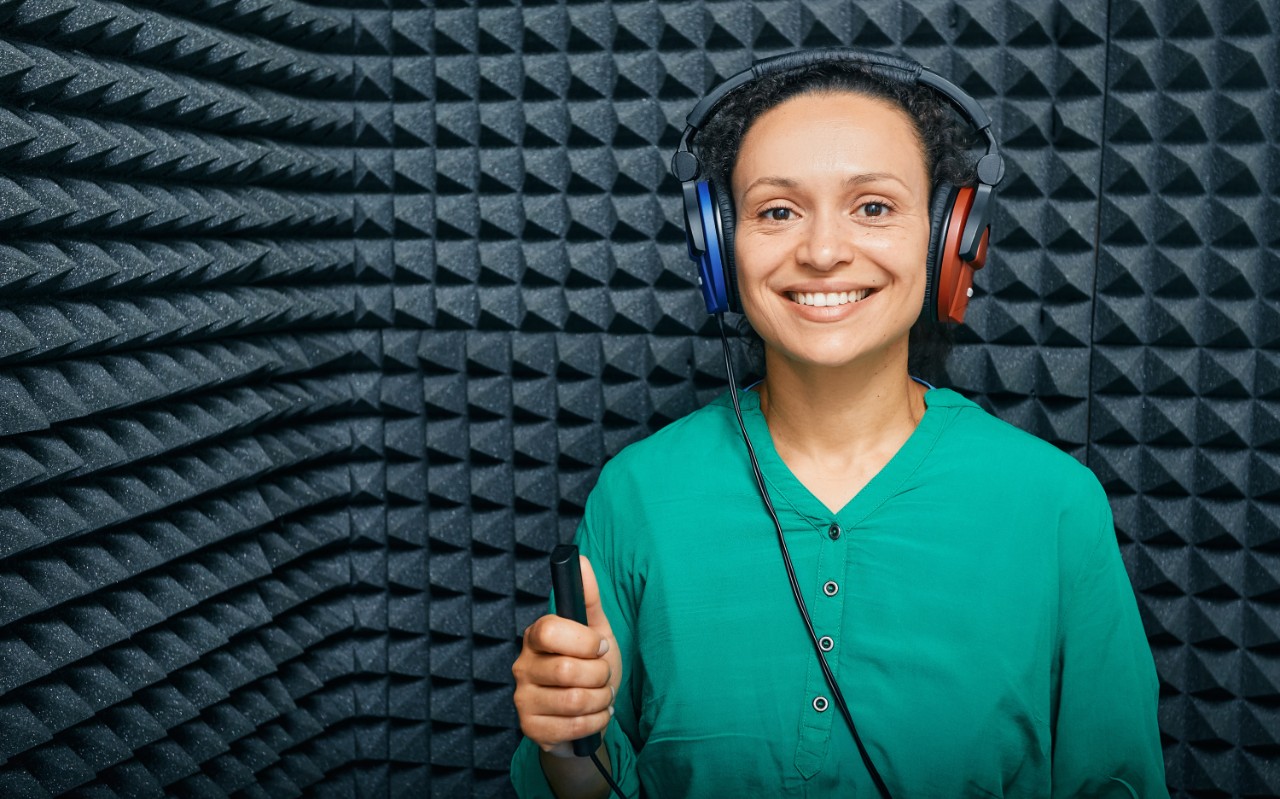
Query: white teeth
787 289 870 307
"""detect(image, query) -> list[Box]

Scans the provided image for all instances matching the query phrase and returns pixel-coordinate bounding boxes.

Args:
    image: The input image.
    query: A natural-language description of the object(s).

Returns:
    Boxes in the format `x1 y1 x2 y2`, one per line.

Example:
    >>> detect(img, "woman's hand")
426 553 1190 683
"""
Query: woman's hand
513 556 622 757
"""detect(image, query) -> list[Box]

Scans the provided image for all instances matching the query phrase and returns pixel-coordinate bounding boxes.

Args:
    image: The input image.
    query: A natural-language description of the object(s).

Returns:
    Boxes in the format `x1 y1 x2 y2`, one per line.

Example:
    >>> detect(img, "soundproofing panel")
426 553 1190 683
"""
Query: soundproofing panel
1091 2 1280 796
0 0 427 795
0 1 1274 797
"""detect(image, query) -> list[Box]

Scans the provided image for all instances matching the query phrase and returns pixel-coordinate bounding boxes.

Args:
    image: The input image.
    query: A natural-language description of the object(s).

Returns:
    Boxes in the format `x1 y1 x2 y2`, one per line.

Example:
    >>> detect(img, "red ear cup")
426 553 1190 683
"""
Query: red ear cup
935 185 989 324
922 184 957 323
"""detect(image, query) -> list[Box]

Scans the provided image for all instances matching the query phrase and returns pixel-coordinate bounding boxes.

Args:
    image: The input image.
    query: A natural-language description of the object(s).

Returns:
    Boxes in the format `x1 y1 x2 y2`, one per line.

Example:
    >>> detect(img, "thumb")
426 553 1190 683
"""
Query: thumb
579 555 623 696
578 555 614 639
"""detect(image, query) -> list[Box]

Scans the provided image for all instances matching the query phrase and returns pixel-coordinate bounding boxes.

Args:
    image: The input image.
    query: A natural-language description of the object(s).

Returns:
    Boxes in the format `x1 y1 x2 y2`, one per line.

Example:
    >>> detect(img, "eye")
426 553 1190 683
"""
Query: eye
860 202 888 217
761 206 794 221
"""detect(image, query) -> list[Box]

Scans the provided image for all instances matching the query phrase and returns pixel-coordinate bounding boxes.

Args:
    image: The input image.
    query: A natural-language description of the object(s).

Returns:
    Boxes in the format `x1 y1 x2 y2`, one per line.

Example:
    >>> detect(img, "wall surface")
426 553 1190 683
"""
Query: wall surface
0 1 1275 797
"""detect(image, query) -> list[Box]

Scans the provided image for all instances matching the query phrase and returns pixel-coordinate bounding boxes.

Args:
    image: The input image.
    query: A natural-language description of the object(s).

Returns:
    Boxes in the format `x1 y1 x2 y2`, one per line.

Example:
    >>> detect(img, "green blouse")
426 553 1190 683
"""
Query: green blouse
511 388 1167 798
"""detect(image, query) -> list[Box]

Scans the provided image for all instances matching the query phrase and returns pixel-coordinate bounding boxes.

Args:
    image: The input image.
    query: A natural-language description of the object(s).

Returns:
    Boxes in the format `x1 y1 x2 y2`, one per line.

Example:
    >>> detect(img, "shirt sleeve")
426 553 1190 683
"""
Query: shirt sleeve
1051 501 1168 798
510 475 645 798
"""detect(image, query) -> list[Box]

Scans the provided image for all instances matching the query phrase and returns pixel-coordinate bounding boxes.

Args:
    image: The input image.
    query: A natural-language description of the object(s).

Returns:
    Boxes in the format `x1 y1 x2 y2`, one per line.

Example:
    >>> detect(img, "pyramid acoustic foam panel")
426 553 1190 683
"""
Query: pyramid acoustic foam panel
1090 2 1280 796
0 0 428 796
0 1 1274 798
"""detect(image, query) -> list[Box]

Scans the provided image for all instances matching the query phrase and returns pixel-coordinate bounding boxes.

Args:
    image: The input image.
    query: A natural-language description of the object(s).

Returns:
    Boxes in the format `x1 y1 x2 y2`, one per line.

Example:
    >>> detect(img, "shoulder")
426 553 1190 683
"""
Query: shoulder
578 392 749 567
595 393 741 496
581 390 765 543
922 389 1113 574
926 388 1104 503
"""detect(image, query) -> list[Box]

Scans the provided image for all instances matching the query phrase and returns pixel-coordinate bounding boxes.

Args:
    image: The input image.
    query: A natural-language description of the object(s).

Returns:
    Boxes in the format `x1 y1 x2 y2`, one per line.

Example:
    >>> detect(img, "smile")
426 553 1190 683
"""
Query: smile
786 289 873 307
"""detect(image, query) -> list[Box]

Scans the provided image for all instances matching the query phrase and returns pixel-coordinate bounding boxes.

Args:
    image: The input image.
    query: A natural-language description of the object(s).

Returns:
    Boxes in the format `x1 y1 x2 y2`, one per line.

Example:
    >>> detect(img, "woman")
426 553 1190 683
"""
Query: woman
511 52 1166 798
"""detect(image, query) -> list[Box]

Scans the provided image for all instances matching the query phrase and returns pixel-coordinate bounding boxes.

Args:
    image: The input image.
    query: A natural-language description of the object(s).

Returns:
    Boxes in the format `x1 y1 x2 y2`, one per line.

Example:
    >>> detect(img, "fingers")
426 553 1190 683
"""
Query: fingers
524 613 607 659
525 653 612 689
522 684 615 718
513 560 623 753
513 664 616 752
524 707 615 751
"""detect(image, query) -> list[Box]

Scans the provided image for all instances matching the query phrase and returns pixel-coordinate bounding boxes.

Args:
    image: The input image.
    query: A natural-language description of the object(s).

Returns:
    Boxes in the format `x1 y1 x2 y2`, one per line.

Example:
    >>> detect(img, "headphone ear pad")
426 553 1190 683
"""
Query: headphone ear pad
711 181 740 313
923 184 959 324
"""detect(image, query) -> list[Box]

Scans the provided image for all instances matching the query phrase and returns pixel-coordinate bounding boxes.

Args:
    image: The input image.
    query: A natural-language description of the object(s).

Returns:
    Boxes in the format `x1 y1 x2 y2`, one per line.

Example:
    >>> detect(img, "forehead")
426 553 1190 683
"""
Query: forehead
733 90 929 181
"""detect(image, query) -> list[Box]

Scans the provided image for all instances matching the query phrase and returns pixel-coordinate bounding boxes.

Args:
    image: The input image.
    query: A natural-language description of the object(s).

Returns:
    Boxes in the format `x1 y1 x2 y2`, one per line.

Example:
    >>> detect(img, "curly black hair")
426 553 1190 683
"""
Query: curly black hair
693 59 979 384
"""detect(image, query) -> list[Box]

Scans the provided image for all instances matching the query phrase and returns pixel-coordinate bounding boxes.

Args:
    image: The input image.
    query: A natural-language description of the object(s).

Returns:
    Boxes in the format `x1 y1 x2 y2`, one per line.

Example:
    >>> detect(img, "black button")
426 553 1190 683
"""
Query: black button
828 523 841 540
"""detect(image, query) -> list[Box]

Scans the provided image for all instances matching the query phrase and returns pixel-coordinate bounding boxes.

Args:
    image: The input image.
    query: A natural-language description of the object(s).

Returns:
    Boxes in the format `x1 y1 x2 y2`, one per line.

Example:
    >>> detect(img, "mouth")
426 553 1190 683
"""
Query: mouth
786 289 874 307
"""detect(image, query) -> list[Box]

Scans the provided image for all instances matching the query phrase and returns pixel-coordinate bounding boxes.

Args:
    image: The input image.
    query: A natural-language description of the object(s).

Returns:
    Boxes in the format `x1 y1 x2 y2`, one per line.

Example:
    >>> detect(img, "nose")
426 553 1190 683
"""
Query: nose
796 209 854 271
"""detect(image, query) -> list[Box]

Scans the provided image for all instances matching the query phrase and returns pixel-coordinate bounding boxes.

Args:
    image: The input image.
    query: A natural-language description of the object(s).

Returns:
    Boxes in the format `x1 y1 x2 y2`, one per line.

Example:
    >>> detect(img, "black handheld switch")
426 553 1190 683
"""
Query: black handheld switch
549 544 603 758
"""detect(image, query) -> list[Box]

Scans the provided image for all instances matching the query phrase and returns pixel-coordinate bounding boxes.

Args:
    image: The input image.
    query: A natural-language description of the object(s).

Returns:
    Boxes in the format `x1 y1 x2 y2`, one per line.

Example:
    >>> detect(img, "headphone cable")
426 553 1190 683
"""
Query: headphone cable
588 750 627 799
715 314 893 799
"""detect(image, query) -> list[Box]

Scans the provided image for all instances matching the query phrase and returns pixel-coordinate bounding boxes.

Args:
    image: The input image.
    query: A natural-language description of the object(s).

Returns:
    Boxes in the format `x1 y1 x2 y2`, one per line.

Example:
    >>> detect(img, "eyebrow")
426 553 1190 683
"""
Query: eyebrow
742 172 907 194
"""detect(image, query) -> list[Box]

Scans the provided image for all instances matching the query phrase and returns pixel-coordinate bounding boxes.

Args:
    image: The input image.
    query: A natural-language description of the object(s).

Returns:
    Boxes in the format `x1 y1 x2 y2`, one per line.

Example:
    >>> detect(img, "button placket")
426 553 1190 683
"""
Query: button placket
794 518 850 778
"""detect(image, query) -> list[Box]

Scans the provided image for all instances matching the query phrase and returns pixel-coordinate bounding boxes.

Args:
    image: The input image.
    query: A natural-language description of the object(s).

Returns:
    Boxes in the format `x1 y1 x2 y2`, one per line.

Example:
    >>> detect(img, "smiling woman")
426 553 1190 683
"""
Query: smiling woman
510 50 1168 799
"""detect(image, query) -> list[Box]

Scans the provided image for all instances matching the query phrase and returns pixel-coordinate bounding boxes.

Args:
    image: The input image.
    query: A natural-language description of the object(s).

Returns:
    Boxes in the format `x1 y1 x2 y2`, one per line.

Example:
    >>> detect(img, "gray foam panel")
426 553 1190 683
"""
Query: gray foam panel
0 1 1276 797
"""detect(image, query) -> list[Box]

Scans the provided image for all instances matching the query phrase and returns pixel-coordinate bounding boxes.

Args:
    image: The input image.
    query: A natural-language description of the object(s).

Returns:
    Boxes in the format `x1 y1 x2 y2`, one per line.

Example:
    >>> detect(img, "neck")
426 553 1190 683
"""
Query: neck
755 346 927 466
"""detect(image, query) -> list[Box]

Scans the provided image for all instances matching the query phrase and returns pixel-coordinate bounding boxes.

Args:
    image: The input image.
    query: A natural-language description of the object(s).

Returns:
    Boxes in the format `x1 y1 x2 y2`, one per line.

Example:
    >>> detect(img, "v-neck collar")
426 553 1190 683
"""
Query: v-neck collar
729 386 954 534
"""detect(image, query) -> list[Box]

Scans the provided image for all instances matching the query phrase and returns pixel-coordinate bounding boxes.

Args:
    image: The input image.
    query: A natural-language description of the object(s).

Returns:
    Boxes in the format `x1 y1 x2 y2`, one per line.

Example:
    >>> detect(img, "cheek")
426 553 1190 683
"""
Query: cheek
732 256 784 329
732 239 780 293
861 222 928 254
869 227 931 284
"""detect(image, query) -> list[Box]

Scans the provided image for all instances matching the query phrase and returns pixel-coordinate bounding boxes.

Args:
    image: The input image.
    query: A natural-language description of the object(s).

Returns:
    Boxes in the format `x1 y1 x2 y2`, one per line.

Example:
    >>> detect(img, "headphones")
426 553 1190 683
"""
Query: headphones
671 48 1006 325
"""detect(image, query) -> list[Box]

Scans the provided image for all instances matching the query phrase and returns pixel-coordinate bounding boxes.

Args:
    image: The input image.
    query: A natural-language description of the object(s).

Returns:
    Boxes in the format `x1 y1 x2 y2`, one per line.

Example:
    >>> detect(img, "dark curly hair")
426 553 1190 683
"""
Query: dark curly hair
693 59 979 384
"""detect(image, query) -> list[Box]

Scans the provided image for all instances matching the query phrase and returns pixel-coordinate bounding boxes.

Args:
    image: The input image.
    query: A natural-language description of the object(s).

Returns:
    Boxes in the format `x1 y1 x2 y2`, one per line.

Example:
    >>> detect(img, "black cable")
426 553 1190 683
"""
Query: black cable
589 750 628 799
715 314 893 799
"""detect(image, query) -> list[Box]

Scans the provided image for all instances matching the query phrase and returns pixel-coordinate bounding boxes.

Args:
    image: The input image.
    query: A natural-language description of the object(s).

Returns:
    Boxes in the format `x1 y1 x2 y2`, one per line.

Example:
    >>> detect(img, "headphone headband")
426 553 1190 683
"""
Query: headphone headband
683 48 923 130
674 47 1004 190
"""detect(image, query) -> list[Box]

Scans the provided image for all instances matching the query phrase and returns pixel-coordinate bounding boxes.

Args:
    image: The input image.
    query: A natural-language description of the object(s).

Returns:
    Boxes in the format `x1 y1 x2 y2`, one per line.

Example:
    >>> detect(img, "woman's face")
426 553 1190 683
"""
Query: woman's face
731 91 932 372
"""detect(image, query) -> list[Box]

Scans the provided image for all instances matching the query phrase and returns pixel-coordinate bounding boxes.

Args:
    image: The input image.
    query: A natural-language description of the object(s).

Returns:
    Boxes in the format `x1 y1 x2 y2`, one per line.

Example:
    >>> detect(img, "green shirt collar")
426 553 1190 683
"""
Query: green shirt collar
712 386 966 531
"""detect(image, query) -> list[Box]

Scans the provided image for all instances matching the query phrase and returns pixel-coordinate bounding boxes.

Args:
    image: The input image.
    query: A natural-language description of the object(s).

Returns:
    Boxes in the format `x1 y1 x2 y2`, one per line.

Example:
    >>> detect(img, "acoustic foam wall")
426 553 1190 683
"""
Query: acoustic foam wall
0 0 425 795
0 1 1275 798
1091 2 1280 796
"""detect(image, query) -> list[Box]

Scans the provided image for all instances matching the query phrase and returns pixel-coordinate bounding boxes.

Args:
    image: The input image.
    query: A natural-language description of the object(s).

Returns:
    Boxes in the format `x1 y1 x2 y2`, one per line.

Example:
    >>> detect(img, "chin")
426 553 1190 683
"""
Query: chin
772 342 875 371
767 327 914 373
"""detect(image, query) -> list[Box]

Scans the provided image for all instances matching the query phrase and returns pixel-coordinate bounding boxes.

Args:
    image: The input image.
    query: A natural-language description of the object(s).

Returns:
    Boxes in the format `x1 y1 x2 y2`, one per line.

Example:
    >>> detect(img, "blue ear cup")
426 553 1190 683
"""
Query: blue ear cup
681 179 732 314
712 182 740 313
